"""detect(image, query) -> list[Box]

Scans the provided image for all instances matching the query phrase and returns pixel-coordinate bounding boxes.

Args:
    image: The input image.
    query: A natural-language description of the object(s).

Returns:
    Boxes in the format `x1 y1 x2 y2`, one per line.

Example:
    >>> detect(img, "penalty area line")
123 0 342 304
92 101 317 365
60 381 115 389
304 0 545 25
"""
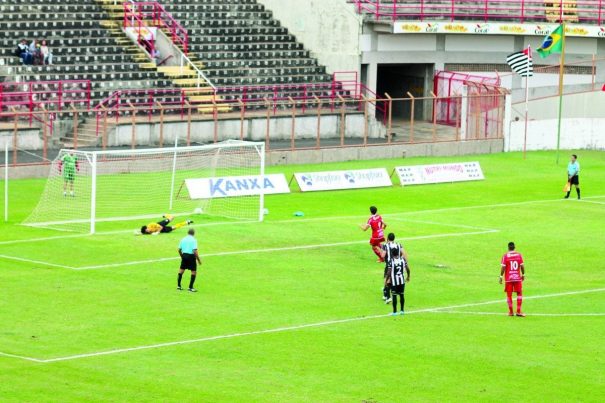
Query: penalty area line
5 194 604 246
0 254 76 270
73 229 499 270
2 287 601 364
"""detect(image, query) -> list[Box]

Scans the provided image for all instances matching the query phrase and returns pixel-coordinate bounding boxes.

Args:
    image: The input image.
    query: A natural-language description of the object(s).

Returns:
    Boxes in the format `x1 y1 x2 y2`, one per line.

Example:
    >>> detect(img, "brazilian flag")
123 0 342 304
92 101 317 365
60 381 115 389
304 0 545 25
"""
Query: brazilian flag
537 24 564 58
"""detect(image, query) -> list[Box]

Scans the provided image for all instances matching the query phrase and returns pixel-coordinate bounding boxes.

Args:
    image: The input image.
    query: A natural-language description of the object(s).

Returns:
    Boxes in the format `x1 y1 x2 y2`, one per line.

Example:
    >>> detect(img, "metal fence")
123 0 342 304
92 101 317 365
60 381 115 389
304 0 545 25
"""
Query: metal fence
1 90 506 167
354 0 605 25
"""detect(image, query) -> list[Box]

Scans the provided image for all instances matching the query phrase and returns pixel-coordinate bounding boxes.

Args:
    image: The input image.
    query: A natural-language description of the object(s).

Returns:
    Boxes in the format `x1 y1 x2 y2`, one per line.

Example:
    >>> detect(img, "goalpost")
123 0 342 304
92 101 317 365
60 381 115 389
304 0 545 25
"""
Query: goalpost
23 140 266 233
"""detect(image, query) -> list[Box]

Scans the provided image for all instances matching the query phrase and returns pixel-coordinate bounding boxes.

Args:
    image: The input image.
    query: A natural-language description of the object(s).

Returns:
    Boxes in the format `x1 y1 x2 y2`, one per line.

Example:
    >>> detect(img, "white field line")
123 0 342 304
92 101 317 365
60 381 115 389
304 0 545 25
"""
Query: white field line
0 229 497 271
73 229 499 270
387 217 495 231
0 254 76 270
0 351 45 363
0 287 601 364
429 311 605 317
579 200 605 206
4 194 604 246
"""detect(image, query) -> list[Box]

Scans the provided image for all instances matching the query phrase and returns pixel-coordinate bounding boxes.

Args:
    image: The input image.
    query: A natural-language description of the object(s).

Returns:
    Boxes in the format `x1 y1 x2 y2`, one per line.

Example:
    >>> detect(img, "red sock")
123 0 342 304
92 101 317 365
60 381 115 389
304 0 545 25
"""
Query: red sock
506 292 513 313
516 293 523 313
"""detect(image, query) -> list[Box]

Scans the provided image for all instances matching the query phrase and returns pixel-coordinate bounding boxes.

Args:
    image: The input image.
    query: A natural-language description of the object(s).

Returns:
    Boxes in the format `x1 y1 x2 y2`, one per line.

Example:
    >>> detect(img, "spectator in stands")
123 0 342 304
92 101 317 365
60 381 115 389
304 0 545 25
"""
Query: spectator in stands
152 48 161 65
33 43 44 66
40 40 53 65
29 39 37 53
16 39 32 65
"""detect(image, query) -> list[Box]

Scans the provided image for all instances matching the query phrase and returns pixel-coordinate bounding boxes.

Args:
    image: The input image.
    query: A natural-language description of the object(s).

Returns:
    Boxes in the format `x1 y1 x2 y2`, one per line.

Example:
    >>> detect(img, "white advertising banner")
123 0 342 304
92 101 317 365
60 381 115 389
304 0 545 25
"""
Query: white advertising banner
294 168 393 192
185 174 290 199
396 162 484 186
393 22 605 38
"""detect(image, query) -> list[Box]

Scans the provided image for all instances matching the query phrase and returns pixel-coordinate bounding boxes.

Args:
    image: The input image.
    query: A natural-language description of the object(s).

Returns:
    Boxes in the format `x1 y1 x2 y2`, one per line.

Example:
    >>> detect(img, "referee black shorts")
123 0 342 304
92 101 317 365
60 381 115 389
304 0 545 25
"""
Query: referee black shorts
569 175 579 186
180 253 197 271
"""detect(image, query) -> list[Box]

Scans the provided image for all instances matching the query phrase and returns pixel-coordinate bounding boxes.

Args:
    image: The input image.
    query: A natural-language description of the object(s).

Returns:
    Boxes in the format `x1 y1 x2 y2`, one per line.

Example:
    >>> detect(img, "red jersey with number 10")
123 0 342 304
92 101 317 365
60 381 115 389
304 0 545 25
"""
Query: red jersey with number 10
501 251 524 282
368 215 384 240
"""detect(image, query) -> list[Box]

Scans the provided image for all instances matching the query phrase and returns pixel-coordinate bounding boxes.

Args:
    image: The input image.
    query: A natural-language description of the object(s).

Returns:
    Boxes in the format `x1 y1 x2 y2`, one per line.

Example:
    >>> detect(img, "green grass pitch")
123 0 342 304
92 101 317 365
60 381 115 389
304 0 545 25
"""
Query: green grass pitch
1 150 604 402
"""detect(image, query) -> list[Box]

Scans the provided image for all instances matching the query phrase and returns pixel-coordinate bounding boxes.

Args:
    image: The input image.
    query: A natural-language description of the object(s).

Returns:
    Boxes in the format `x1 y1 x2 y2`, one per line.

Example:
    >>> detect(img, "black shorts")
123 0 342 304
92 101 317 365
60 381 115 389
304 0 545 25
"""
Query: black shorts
390 283 405 295
180 254 197 270
158 220 173 233
569 175 579 185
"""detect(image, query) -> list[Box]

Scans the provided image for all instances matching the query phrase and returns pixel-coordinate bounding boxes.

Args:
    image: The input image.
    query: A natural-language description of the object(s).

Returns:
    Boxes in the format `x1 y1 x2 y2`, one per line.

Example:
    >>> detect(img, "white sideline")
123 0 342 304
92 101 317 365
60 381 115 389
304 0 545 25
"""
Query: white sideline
579 200 605 206
429 311 605 317
4 194 604 246
1 287 602 364
72 229 500 270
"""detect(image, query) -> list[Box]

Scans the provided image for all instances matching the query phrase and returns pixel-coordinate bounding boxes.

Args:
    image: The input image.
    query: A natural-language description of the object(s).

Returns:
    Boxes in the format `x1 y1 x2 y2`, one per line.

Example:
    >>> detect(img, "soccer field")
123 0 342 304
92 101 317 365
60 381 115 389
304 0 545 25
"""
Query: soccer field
1 151 604 402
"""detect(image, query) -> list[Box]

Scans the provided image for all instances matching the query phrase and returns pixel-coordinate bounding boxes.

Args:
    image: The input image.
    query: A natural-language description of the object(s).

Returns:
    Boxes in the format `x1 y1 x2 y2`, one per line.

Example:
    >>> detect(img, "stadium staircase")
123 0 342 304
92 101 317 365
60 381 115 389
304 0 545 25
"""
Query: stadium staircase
0 0 182 147
160 0 338 103
1 0 357 149
93 0 223 115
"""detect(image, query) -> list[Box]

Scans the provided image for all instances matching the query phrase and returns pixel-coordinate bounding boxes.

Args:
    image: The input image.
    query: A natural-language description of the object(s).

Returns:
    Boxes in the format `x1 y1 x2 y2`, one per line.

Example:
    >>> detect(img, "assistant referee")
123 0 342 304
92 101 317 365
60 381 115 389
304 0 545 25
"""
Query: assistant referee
177 228 202 292
565 154 581 200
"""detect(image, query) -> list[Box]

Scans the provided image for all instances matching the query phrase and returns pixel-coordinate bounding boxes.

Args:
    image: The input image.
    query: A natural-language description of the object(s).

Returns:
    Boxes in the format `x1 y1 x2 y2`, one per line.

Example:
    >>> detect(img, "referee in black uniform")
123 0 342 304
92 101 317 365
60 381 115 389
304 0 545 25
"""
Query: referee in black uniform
178 228 202 292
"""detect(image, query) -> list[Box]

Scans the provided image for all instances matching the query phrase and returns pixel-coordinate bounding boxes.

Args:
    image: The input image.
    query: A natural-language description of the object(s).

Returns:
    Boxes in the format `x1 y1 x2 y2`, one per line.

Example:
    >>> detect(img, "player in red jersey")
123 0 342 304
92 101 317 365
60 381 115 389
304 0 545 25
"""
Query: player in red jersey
360 206 387 262
500 242 526 317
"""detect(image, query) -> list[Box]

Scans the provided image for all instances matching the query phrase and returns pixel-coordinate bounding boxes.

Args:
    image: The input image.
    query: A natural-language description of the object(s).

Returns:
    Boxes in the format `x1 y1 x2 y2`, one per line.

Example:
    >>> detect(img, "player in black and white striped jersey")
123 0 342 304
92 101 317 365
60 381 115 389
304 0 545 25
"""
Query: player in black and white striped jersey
381 233 411 316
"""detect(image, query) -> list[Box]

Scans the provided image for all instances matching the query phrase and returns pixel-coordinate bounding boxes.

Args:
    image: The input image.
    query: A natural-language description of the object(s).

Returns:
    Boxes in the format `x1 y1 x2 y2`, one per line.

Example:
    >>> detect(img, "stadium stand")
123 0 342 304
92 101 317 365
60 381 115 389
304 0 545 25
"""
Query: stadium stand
1 0 360 149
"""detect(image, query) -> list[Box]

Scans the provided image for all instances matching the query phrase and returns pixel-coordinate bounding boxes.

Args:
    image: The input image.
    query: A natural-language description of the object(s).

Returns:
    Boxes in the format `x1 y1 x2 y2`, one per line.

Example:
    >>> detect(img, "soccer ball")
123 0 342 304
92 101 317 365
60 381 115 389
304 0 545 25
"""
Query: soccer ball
194 208 203 215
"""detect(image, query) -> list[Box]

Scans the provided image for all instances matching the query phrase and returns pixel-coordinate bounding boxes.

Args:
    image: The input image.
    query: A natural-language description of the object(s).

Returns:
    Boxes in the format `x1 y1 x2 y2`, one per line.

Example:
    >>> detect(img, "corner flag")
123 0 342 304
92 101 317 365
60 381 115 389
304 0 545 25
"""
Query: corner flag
537 25 564 58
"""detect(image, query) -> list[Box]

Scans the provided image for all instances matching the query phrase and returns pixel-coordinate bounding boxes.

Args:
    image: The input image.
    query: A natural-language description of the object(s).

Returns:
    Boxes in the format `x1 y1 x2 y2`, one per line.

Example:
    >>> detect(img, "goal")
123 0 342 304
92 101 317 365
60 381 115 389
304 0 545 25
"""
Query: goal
23 141 266 233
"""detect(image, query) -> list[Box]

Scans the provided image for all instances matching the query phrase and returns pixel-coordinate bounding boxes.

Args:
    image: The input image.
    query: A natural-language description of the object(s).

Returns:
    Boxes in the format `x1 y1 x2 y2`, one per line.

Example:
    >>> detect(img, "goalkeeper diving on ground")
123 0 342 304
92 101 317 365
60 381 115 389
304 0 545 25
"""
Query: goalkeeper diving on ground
137 215 194 235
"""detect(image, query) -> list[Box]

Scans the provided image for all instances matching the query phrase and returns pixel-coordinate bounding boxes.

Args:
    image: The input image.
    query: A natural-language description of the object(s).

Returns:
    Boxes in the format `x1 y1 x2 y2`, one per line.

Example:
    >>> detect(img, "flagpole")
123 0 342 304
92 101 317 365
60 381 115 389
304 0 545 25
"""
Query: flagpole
556 22 566 165
523 45 531 160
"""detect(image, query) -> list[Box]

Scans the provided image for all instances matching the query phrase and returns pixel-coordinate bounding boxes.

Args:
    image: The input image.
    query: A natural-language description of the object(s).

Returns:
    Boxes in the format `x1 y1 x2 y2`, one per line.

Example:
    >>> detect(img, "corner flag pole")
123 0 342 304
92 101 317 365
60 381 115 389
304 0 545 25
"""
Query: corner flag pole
556 22 566 165
4 142 8 222
523 45 531 160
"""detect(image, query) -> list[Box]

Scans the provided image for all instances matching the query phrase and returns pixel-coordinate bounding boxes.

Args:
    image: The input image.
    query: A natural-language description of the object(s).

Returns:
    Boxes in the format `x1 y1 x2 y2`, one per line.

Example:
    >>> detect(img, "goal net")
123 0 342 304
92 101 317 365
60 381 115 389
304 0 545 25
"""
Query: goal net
23 140 266 233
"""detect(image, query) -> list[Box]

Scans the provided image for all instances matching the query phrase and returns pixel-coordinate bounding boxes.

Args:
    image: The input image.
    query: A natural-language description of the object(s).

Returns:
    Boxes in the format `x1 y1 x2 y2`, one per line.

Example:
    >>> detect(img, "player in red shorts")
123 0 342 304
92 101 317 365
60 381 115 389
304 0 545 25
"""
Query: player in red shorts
360 206 387 262
500 242 526 317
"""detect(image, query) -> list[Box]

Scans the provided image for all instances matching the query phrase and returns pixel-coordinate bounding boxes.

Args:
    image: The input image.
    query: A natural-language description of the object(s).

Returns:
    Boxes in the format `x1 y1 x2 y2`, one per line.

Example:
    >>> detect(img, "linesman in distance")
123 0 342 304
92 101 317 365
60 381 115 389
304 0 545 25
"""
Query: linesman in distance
381 233 410 316
178 228 202 292
565 154 581 200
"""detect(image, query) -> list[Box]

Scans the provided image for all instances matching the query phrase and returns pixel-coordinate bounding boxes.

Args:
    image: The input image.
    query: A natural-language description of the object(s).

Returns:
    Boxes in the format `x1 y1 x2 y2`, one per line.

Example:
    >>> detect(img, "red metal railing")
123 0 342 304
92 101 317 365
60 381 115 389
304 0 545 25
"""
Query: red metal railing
0 80 91 115
354 0 605 25
124 1 189 54
433 71 503 127
94 73 388 135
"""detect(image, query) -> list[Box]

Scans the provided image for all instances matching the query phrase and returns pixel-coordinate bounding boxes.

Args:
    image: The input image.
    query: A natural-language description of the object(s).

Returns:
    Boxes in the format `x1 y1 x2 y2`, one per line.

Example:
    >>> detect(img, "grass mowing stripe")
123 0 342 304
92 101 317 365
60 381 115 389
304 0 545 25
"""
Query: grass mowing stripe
73 229 498 270
4 194 604 246
3 287 601 364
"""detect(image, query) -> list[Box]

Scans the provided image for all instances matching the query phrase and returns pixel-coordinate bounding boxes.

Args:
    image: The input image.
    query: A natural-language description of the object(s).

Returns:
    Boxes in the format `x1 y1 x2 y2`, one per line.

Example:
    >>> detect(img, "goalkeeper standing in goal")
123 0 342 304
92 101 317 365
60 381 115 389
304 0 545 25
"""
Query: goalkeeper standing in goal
59 151 79 197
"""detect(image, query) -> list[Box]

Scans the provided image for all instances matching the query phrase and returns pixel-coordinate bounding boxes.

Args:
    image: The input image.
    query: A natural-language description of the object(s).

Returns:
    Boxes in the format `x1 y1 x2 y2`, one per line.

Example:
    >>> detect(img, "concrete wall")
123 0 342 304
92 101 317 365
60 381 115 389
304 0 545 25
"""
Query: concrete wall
508 118 605 151
506 91 605 151
257 0 362 74
108 113 385 147
0 129 43 150
5 139 504 179
268 139 503 165
361 29 605 101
